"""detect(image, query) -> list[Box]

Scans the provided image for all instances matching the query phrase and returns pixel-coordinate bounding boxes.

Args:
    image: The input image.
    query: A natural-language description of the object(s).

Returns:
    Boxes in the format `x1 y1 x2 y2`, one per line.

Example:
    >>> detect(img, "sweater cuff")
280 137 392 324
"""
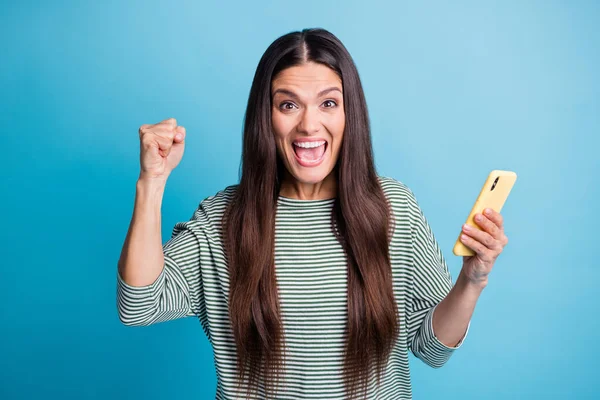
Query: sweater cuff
117 267 166 295
424 303 470 352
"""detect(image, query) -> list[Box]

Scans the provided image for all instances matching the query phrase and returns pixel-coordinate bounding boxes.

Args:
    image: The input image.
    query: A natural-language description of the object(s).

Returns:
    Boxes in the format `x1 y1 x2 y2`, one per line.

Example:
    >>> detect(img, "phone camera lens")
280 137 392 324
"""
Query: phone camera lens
491 177 499 191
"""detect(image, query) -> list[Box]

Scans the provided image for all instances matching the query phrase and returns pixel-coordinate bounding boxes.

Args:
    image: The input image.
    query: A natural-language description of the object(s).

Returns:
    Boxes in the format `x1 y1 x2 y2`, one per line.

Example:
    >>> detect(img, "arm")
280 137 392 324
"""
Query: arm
432 270 483 347
116 177 205 326
117 177 166 288
405 189 471 368
434 207 508 346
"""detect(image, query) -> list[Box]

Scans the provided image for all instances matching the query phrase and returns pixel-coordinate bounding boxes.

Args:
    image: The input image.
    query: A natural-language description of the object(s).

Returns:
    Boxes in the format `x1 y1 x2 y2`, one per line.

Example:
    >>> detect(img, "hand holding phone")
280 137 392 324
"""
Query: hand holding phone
453 170 517 256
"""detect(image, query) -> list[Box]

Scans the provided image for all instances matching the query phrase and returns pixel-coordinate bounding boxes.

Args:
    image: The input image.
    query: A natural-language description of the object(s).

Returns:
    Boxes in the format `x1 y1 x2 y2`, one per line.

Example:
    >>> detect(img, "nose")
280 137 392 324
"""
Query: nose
297 106 321 135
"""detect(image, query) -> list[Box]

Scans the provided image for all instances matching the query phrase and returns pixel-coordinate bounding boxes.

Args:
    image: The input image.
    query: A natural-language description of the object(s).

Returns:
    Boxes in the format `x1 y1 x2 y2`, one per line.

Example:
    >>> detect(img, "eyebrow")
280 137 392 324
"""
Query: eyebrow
271 86 342 100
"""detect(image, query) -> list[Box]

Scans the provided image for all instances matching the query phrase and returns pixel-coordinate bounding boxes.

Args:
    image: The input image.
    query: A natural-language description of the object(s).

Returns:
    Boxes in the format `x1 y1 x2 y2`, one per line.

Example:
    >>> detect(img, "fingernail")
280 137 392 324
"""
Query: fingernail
461 234 468 241
463 224 471 231
175 134 182 141
484 208 492 216
475 214 482 221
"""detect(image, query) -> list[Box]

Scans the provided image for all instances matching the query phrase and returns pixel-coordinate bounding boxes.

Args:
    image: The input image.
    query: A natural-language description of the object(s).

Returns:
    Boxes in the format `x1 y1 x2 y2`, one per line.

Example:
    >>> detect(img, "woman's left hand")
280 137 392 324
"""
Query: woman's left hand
459 208 509 286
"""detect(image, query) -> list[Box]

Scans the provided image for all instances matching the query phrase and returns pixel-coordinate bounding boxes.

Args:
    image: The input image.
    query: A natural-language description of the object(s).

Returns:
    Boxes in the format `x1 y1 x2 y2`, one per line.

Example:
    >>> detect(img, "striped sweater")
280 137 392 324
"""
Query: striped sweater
116 176 469 399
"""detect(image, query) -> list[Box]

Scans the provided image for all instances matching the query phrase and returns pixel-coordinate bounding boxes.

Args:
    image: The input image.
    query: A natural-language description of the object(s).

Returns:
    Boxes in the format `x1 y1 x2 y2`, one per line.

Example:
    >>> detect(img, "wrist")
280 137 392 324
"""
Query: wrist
457 270 487 294
135 176 166 209
137 173 167 191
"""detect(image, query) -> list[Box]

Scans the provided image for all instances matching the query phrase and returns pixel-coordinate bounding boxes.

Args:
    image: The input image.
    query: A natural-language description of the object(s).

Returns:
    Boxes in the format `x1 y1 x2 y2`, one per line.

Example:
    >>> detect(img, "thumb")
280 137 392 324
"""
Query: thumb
174 126 186 143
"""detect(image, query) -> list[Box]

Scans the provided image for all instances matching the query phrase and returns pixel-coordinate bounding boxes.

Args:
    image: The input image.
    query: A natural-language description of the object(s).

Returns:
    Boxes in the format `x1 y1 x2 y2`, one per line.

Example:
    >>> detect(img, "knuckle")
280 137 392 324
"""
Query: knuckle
156 128 176 139
139 125 150 136
141 141 153 152
155 135 169 146
140 133 152 144
162 132 175 141
164 117 177 126
141 139 155 150
483 248 495 259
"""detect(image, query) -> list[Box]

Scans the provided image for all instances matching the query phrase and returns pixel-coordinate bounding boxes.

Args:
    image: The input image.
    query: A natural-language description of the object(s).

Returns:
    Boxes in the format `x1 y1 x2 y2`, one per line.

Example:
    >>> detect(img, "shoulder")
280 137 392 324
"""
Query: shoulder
376 175 425 228
170 184 239 241
186 184 238 228
198 184 238 211
377 175 417 205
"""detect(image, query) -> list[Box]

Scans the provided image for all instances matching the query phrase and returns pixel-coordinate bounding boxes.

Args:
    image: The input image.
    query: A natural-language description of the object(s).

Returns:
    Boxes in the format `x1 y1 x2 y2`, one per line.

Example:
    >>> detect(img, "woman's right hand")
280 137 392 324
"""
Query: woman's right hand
138 118 186 182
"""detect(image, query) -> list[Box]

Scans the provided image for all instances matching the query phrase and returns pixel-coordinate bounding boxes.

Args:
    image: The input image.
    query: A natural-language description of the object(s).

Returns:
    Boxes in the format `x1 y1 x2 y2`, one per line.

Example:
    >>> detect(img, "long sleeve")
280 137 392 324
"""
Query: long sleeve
116 204 210 327
405 189 470 368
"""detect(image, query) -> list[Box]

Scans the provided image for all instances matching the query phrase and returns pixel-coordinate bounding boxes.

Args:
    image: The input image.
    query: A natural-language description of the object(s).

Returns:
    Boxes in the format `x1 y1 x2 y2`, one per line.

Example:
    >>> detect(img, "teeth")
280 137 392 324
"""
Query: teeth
293 140 326 149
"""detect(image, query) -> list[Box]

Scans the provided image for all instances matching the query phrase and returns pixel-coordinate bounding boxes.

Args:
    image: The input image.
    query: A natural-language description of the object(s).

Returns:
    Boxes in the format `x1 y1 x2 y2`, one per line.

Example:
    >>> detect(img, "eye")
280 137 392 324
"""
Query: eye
322 100 337 108
279 101 297 111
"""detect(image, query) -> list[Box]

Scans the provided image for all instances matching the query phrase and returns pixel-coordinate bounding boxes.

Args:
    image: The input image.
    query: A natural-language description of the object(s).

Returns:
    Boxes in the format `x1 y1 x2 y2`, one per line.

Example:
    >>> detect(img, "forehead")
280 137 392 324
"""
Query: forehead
271 62 342 94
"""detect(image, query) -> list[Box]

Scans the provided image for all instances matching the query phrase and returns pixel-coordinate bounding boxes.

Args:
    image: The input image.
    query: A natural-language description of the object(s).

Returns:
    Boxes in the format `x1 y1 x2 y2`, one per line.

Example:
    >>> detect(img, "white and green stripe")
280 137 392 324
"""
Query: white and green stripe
117 176 468 399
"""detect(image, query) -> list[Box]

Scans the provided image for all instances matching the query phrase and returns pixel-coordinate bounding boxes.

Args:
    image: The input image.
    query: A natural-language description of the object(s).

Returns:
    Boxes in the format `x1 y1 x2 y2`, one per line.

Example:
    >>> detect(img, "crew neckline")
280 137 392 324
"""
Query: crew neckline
277 195 336 206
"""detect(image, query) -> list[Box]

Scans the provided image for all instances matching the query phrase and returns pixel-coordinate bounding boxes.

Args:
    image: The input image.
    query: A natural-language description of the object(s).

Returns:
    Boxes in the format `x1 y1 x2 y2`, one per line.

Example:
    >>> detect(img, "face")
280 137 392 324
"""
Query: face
271 62 345 191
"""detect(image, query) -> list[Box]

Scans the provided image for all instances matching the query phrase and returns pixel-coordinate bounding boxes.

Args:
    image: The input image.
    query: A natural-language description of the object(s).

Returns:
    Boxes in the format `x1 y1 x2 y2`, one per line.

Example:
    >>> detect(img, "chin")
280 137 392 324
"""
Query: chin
291 165 334 184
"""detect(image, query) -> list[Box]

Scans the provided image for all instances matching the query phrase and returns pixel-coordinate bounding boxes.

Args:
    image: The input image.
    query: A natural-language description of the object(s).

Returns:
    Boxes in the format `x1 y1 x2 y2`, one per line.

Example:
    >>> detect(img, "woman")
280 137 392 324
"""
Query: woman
117 28 508 400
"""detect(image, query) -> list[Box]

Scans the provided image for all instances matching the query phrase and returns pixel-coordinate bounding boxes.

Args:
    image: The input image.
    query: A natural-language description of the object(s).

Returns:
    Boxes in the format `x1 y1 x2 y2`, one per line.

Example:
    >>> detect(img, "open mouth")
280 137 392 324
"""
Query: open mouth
292 140 328 167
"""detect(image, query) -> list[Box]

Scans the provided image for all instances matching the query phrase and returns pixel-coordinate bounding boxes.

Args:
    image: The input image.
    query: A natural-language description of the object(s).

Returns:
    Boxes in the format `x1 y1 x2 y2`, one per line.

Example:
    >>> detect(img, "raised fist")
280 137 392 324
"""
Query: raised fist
138 118 186 181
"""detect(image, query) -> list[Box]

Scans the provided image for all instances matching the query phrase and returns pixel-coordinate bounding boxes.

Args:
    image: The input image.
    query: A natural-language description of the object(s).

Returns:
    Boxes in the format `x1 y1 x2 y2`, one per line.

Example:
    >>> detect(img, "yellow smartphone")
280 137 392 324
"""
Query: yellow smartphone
453 170 517 256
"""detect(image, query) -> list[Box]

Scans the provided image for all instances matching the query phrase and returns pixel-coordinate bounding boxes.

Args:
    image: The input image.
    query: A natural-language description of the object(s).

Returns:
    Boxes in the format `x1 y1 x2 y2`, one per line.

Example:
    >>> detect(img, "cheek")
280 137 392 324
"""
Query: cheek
272 112 291 139
328 114 345 141
271 114 291 157
271 117 285 147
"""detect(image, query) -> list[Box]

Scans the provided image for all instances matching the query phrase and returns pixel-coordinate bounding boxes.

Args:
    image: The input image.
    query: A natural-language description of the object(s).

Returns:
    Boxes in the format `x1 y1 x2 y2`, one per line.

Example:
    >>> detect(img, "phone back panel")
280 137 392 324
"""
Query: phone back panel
453 170 517 256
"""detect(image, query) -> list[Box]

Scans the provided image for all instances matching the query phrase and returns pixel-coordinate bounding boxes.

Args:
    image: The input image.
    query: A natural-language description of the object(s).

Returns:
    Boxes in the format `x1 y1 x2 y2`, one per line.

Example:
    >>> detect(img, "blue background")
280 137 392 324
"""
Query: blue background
1 1 598 399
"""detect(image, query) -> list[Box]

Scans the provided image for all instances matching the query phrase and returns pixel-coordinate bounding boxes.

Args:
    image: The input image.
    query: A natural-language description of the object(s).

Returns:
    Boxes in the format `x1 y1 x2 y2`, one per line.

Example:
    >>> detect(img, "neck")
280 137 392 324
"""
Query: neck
279 169 337 200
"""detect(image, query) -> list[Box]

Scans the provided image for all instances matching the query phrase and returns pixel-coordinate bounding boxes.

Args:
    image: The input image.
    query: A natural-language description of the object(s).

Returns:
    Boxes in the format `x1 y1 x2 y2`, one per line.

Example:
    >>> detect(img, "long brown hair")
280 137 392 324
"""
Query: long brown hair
223 28 398 399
